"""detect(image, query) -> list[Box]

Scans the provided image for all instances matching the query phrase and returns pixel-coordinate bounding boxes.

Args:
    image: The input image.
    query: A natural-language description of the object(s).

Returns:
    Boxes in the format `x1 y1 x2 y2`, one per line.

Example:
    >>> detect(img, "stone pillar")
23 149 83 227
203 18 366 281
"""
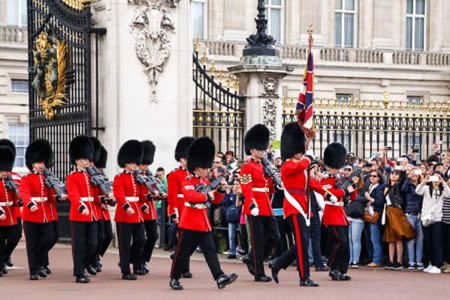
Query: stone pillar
92 0 192 175
229 57 292 141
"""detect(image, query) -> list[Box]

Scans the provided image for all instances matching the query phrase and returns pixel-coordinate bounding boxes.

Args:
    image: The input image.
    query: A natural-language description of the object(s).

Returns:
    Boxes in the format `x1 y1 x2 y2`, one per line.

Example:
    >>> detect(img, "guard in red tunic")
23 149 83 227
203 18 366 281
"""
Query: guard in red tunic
19 139 57 280
320 143 352 281
169 137 237 290
66 136 99 283
114 140 146 280
240 124 280 282
0 140 21 277
268 122 321 287
136 140 159 274
166 136 194 277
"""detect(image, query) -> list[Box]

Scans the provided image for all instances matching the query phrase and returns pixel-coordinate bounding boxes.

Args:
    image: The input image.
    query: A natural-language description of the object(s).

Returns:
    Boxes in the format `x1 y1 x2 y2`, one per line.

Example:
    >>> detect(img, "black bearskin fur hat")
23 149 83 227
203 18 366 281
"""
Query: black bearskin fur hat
118 140 143 168
175 136 194 161
187 137 215 173
90 137 102 163
95 146 108 169
280 122 305 161
244 124 270 156
26 139 53 170
0 139 15 171
141 140 156 165
69 136 94 164
324 143 347 169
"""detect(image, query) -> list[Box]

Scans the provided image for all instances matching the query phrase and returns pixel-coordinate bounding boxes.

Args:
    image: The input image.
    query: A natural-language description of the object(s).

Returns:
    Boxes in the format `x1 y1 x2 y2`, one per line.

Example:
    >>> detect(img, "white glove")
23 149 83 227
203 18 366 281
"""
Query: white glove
251 207 259 216
305 149 315 160
330 195 338 203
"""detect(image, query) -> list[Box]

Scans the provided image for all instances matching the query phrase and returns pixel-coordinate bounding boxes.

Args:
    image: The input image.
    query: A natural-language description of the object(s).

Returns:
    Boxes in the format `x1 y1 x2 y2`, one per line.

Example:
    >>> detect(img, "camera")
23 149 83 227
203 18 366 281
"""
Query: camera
412 148 420 153
429 175 439 182
385 146 392 151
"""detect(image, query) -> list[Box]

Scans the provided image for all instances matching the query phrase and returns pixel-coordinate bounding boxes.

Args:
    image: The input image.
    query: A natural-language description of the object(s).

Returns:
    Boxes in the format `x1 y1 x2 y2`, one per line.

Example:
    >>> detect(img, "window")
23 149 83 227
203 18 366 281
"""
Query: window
336 93 352 104
403 134 421 158
407 95 423 105
335 0 356 48
8 124 29 168
335 132 351 152
6 0 27 27
265 0 283 44
11 79 28 93
406 0 426 51
192 0 207 40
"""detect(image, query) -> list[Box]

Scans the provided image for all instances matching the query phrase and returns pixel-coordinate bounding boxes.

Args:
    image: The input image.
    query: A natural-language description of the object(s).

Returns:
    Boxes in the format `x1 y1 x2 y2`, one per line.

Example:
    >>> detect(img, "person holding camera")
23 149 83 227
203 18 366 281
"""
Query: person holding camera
416 173 450 274
221 180 241 259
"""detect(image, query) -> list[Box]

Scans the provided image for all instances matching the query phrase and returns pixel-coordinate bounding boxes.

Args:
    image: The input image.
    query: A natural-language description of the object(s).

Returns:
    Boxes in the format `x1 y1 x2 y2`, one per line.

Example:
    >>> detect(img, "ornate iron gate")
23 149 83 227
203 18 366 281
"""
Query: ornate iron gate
192 44 245 158
28 0 93 241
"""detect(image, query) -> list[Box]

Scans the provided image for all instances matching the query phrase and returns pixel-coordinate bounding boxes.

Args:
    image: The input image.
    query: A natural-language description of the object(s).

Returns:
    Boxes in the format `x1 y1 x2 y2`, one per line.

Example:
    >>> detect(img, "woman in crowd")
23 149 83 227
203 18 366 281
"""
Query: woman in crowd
365 169 385 267
416 173 450 274
401 168 424 270
383 169 416 270
347 173 367 268
221 180 241 259
443 177 450 273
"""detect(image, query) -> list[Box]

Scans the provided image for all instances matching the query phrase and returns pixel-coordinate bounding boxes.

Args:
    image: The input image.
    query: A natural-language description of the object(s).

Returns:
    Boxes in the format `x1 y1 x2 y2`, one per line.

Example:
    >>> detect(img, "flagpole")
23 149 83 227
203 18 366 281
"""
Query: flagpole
307 24 314 52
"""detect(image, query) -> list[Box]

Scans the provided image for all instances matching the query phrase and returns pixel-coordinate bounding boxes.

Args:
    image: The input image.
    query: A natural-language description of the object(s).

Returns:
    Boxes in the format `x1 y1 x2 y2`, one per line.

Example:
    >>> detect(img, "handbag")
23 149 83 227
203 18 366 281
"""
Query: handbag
346 200 365 219
363 209 381 224
225 206 240 223
213 206 223 226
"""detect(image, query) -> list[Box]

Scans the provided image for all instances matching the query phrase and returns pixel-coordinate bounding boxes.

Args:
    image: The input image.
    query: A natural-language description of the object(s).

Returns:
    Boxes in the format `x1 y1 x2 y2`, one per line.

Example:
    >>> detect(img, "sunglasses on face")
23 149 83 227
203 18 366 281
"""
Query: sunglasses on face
214 161 221 164
370 175 378 178
344 168 352 172
391 172 400 175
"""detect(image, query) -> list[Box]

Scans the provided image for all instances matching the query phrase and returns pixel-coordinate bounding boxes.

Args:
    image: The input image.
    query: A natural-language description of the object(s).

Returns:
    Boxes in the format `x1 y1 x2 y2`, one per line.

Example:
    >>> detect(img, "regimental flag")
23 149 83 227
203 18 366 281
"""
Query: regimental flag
296 51 314 138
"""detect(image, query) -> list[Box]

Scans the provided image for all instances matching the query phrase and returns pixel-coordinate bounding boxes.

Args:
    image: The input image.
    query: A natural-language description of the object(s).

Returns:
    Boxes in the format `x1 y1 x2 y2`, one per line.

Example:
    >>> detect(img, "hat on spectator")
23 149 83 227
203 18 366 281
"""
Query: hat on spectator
324 142 347 169
280 122 305 160
244 124 270 156
187 137 215 173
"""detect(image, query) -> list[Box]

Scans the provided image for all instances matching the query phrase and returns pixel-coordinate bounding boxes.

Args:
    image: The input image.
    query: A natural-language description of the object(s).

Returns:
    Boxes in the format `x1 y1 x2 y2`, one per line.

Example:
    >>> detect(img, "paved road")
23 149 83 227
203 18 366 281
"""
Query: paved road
2 245 449 300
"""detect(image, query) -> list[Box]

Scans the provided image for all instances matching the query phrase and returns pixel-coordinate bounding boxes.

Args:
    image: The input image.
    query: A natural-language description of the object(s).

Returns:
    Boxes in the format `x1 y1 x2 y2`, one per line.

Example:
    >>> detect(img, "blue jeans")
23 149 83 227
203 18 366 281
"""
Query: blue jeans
228 222 237 256
406 215 423 264
349 220 364 264
370 223 383 264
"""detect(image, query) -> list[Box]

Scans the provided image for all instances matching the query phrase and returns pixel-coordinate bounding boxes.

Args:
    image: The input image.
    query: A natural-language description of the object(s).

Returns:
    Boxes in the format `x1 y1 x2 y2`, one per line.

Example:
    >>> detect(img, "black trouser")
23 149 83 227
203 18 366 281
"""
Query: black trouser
23 221 53 275
423 221 443 267
0 225 21 266
143 220 159 263
310 212 324 267
71 221 98 277
43 220 59 268
443 223 450 263
116 222 145 274
167 223 178 249
273 214 310 280
274 216 291 258
239 223 248 254
327 225 350 274
97 220 113 258
170 229 224 280
248 215 280 277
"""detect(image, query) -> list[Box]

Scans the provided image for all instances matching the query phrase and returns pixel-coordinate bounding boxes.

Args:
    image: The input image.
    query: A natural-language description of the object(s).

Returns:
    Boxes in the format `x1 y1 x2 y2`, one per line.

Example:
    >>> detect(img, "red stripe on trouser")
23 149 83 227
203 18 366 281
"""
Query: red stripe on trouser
249 216 258 274
292 215 305 279
170 229 184 278
329 226 340 268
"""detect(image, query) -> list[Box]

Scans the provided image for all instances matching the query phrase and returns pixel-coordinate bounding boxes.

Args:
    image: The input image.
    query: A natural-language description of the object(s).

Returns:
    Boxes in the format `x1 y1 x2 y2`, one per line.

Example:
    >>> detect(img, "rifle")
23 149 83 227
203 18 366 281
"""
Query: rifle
43 168 67 199
134 170 158 197
261 157 283 189
86 166 113 197
4 174 22 206
145 170 167 198
337 168 362 190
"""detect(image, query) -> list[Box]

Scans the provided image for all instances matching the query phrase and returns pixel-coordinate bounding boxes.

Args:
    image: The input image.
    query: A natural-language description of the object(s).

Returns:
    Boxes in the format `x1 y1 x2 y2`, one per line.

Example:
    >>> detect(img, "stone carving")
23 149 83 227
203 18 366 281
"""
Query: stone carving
262 97 277 140
261 77 279 96
129 0 180 102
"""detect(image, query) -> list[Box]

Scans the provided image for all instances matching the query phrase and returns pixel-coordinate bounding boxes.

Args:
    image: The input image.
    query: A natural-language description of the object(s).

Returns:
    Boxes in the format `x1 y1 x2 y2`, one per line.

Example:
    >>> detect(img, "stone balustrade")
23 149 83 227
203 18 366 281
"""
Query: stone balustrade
0 26 27 44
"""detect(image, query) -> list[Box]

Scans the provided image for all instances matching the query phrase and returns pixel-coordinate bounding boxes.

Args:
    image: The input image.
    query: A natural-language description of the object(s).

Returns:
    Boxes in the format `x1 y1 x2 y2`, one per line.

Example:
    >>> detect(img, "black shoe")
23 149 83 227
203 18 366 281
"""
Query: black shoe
181 271 193 278
329 270 341 280
170 278 183 290
170 252 175 260
254 274 272 282
6 258 13 267
38 269 47 278
43 266 51 275
217 273 238 289
98 261 103 268
0 270 3 277
30 274 39 280
268 260 280 284
94 264 102 273
143 263 149 274
86 265 97 276
2 263 8 274
300 278 319 287
134 265 146 276
338 273 351 281
76 275 90 283
227 255 237 259
122 273 137 280
315 265 330 272
242 255 255 276
384 261 394 270
392 262 403 270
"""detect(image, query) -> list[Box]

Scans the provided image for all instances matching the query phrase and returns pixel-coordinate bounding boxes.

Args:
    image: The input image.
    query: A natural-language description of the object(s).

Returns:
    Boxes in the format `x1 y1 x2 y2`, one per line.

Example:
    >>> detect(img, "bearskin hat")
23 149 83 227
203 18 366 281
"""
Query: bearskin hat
0 139 15 171
89 137 102 163
175 136 194 161
95 146 108 169
187 137 215 173
280 122 305 160
26 139 53 170
118 140 143 168
244 124 270 155
324 143 347 169
69 136 94 164
141 140 156 165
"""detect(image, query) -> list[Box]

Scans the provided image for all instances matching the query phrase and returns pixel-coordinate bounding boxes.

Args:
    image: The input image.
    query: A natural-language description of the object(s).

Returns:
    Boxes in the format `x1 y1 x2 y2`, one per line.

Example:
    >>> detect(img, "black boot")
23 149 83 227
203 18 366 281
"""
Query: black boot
217 273 238 289
76 275 90 283
181 271 193 278
43 266 52 275
170 278 183 290
242 255 255 276
122 273 137 280
338 273 352 281
268 260 280 284
6 257 13 267
38 268 47 278
133 265 146 276
329 270 342 280
254 274 272 282
143 263 149 274
300 278 319 287
2 263 8 275
86 265 97 276
30 274 39 280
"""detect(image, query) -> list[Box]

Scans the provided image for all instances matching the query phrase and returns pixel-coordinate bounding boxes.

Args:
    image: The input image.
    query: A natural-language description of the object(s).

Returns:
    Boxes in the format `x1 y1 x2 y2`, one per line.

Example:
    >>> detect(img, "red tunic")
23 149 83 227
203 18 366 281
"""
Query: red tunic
320 176 349 226
179 175 224 232
9 172 22 220
66 170 99 222
167 167 190 218
240 159 275 216
137 172 157 221
19 172 56 223
113 172 145 223
0 178 20 226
